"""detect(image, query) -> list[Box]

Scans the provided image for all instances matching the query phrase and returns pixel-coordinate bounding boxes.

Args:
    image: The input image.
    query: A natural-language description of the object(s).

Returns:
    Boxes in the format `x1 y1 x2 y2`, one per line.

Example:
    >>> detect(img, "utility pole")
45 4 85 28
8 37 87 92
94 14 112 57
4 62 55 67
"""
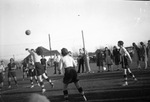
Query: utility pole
48 34 52 51
82 30 85 49
48 34 52 67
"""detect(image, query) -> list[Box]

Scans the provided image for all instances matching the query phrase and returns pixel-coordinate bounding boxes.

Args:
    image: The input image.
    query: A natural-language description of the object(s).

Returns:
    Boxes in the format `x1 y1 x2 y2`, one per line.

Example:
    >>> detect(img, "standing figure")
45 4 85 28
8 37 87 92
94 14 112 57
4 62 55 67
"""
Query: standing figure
96 49 105 72
112 46 121 71
26 48 54 94
104 47 113 71
28 57 39 88
40 55 47 75
58 48 87 102
132 42 141 69
147 40 150 68
77 49 84 73
118 41 137 86
53 54 61 74
140 42 148 69
7 58 18 88
83 48 91 73
22 59 28 80
0 61 5 90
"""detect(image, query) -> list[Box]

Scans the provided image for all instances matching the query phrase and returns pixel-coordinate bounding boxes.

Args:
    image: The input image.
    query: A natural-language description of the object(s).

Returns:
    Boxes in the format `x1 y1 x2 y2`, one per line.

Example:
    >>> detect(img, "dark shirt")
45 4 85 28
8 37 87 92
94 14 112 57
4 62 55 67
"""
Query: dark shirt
8 63 16 71
40 58 47 66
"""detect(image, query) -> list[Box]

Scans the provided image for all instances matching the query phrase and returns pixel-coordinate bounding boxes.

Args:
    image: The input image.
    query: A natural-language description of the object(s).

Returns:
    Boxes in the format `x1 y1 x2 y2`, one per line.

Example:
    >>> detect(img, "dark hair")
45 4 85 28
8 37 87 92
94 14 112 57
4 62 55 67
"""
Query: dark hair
10 58 14 62
140 42 144 45
61 48 69 56
113 46 117 49
35 47 43 55
148 40 150 43
118 40 124 45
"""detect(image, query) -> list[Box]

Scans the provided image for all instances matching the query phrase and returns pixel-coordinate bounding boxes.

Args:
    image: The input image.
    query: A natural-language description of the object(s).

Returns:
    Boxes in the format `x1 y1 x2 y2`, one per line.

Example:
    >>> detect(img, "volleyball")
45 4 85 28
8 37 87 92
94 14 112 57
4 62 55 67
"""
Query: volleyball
25 30 31 35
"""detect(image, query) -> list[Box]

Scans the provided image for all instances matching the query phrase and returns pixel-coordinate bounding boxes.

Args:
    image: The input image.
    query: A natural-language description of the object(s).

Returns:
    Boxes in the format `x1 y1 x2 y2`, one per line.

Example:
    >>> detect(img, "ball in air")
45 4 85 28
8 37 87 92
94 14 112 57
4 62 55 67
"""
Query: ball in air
25 30 31 35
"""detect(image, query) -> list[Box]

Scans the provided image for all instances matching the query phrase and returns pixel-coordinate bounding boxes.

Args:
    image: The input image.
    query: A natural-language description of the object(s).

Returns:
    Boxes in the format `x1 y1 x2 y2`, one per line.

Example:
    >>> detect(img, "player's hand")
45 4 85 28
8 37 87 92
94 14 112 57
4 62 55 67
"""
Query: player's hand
25 48 29 51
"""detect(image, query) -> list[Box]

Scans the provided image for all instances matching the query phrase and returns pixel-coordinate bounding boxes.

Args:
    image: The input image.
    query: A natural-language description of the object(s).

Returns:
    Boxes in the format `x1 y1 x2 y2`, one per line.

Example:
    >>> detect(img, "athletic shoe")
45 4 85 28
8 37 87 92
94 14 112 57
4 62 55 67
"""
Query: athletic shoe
42 88 46 94
37 83 40 86
8 85 11 88
83 95 87 101
134 78 137 81
122 83 128 86
50 82 54 88
30 85 34 88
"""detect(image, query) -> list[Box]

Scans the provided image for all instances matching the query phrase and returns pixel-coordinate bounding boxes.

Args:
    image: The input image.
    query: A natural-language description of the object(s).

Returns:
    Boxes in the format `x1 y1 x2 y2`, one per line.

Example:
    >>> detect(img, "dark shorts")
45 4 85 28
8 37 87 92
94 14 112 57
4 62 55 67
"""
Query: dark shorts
8 71 16 78
35 62 45 76
0 73 4 83
43 65 47 70
28 69 37 77
63 67 79 84
121 56 129 69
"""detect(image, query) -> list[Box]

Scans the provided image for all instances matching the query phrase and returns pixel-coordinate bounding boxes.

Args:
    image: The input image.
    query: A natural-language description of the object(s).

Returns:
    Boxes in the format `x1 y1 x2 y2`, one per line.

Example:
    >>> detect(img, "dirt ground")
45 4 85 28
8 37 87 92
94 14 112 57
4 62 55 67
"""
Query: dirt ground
0 63 150 102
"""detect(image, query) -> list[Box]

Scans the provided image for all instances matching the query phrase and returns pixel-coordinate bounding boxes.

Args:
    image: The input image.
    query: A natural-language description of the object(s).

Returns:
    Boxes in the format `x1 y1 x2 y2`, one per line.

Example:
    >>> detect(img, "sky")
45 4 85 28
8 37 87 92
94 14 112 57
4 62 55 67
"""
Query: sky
0 0 150 61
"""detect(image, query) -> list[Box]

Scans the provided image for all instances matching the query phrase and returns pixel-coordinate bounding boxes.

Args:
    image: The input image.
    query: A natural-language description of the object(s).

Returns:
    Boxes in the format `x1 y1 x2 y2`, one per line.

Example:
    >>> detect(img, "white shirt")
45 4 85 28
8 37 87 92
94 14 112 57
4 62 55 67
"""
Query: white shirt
28 50 41 62
56 55 61 62
0 64 4 73
120 47 128 56
59 55 77 69
120 46 132 61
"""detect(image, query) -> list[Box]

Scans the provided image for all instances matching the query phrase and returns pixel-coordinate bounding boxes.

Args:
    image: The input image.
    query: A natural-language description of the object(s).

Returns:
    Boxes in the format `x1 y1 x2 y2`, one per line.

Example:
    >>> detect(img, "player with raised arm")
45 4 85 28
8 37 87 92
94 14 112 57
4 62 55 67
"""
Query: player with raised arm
118 41 137 86
26 48 54 94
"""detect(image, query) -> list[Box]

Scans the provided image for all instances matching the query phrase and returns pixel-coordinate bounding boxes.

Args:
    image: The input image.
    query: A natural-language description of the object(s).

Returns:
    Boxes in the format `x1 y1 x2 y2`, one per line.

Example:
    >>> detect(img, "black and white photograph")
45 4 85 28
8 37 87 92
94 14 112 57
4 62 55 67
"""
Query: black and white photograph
0 0 150 102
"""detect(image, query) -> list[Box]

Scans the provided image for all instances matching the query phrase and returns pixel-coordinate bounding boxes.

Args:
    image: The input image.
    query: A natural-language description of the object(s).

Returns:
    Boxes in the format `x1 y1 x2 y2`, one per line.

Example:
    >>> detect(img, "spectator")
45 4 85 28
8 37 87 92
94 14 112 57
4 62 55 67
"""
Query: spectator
0 60 5 90
104 47 113 71
96 49 105 72
112 46 120 71
132 42 141 69
53 54 61 74
140 42 148 69
147 40 150 68
83 48 91 73
77 49 84 73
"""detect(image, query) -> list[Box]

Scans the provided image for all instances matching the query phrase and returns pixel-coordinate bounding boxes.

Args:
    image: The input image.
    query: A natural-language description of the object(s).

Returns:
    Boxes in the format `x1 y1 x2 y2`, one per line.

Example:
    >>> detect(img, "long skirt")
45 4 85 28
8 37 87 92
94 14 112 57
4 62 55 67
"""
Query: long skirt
63 67 79 84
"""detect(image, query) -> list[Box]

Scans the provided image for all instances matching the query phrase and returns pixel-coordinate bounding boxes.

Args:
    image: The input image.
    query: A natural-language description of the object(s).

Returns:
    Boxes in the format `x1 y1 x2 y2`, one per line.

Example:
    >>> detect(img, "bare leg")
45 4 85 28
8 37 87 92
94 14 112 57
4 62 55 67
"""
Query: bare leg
63 84 69 101
122 69 128 86
34 75 40 86
127 68 137 81
30 76 34 88
8 77 11 88
74 82 87 101
38 75 46 94
42 73 54 88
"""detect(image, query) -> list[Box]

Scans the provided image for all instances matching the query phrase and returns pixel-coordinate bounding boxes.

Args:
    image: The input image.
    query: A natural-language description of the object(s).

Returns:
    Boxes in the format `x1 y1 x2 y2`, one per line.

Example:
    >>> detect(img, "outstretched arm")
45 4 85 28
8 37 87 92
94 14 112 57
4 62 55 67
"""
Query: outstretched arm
25 48 34 55
123 47 132 62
